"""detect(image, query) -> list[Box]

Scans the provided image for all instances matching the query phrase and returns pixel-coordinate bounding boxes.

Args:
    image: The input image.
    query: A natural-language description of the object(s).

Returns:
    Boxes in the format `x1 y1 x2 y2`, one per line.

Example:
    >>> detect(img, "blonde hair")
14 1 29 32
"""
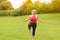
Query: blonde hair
31 9 37 14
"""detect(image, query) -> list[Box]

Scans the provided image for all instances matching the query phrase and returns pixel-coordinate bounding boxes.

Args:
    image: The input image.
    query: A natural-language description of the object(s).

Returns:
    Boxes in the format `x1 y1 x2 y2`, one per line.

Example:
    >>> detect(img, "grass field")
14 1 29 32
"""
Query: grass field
0 13 60 40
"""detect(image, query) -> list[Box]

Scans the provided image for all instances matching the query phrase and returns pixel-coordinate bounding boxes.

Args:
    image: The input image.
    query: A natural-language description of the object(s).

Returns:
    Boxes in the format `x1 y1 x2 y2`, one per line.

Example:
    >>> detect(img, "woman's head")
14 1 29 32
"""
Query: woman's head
31 9 37 15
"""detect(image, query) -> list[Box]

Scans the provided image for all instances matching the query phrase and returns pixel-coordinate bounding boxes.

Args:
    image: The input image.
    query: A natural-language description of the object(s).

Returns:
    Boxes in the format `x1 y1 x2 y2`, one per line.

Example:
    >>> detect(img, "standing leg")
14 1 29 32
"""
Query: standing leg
32 24 37 40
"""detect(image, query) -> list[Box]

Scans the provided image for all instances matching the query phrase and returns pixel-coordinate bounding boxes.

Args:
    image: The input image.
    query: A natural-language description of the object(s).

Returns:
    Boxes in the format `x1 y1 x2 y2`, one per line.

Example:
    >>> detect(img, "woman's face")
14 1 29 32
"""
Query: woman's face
31 10 37 15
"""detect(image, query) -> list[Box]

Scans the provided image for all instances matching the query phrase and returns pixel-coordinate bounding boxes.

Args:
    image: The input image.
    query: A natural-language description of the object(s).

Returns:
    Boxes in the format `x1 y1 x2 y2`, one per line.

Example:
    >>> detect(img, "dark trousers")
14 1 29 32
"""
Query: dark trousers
28 23 37 36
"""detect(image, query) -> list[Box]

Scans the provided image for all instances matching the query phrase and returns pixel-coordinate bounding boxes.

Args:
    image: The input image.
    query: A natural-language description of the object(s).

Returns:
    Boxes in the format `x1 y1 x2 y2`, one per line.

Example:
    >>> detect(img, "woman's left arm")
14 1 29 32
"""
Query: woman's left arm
37 16 44 23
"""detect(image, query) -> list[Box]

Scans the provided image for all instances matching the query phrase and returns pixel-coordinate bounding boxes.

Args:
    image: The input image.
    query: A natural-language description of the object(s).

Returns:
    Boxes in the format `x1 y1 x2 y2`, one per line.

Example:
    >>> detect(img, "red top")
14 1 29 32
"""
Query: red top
29 15 37 23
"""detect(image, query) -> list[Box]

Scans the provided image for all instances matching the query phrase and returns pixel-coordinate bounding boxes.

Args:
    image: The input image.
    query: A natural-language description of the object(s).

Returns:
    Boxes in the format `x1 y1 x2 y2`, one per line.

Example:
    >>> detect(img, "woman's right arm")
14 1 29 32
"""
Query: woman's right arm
23 16 30 22
23 18 29 22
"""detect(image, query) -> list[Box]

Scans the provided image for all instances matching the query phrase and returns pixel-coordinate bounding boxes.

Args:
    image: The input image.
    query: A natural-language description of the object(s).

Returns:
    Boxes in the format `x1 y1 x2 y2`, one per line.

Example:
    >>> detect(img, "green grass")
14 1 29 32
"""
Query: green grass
0 13 60 40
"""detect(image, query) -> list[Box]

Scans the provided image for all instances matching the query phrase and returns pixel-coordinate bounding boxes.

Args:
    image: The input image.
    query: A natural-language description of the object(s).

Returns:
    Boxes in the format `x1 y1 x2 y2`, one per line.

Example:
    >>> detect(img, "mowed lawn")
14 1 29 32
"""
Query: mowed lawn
0 13 60 40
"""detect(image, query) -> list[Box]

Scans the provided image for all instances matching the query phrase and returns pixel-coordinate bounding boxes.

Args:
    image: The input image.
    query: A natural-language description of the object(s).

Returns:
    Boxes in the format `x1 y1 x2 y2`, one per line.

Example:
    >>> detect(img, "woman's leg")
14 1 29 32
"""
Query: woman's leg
32 24 37 40
28 24 31 35
32 35 34 40
29 28 31 35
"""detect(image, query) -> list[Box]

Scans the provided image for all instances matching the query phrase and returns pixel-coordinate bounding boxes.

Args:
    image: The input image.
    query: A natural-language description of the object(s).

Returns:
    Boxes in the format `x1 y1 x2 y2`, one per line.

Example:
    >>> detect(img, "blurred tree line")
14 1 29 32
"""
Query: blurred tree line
0 0 60 16
0 0 13 10
18 0 60 14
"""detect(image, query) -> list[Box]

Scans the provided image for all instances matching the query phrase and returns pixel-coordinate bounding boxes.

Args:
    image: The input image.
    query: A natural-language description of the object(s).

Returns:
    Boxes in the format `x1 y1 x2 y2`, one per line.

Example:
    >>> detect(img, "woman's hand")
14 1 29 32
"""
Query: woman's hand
23 18 29 22
38 18 45 23
23 20 26 22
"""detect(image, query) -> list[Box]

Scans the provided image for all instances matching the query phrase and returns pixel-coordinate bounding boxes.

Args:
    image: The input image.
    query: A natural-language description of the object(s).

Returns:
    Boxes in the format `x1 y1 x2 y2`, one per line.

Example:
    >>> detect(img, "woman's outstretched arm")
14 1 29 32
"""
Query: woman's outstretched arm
23 16 30 22
37 18 44 23
23 18 29 22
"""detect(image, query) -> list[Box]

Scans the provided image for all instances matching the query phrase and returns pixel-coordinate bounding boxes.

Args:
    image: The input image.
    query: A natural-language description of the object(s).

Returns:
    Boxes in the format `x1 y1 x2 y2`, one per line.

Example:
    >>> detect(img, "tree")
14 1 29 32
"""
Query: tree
52 0 60 12
20 0 32 9
0 0 13 10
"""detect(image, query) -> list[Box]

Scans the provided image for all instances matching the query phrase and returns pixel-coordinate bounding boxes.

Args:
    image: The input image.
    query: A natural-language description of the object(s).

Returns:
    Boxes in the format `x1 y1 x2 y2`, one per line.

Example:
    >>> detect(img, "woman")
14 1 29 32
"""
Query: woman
23 9 44 40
